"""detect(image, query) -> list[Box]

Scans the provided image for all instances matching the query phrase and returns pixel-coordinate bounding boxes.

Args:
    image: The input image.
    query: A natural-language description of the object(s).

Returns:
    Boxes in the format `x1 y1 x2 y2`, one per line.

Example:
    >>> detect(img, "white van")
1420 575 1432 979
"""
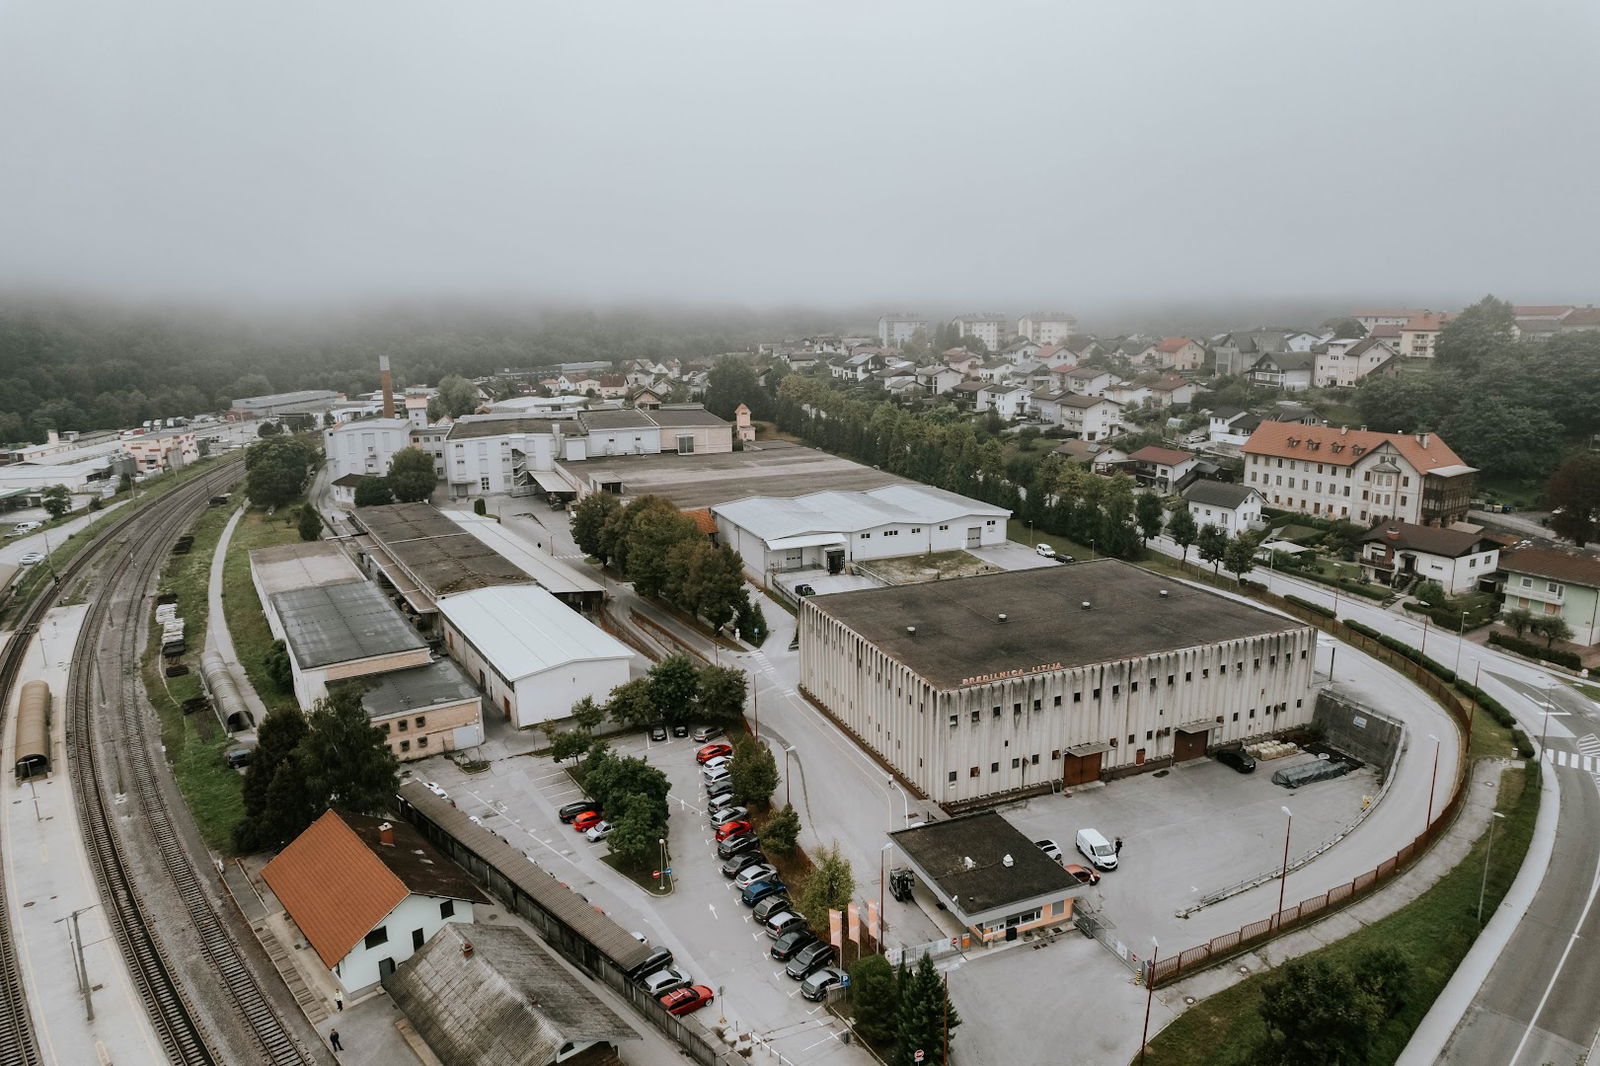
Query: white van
1075 828 1118 870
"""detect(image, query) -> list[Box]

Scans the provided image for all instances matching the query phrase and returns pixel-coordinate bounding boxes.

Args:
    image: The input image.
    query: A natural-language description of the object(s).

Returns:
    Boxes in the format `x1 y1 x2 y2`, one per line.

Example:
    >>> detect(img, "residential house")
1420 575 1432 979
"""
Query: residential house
950 313 1009 353
1247 351 1316 391
595 374 628 399
1127 446 1200 493
1182 480 1265 533
1065 336 1104 361
1352 309 1426 332
944 351 983 377
878 314 928 347
1053 393 1122 441
1017 313 1078 345
977 358 1019 384
1398 312 1452 358
1207 408 1262 448
1357 522 1500 595
1032 343 1073 367
952 380 988 407
1103 382 1152 408
1242 422 1477 526
1139 337 1207 371
1052 438 1120 467
1314 338 1399 388
1064 367 1113 395
1146 375 1199 408
1001 338 1042 363
977 384 1031 421
1497 549 1600 646
627 385 664 409
261 811 488 994
915 364 966 395
1558 307 1600 333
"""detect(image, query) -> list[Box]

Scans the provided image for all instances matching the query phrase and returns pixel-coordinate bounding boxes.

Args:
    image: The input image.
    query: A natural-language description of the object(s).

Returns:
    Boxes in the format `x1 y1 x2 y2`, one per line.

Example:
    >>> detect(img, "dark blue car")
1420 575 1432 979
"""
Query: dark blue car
741 879 787 907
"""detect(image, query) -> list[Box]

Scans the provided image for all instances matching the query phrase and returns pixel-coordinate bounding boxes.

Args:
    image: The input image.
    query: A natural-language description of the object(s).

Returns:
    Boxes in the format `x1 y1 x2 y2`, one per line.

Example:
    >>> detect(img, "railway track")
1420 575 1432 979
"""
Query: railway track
0 455 320 1066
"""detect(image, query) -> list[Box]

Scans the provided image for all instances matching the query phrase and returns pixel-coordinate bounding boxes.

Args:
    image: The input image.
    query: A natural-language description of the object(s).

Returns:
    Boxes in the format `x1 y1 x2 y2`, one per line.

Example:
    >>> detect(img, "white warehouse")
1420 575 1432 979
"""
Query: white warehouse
436 585 634 729
712 484 1011 581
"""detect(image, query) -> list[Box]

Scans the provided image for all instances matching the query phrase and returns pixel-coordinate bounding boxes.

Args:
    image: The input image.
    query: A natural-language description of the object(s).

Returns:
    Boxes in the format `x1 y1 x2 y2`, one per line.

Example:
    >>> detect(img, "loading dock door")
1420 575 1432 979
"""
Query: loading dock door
966 527 981 547
1062 751 1102 786
1173 729 1208 762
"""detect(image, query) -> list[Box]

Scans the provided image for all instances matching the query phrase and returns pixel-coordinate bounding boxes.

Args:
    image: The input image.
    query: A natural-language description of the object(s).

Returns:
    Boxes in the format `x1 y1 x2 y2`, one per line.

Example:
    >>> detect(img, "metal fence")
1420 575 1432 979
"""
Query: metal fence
1075 901 1144 974
887 935 968 968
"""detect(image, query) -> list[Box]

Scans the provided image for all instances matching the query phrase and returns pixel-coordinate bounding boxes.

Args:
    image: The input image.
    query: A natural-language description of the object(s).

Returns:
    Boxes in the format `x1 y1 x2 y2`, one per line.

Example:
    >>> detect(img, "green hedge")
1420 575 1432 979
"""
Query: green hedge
1343 620 1457 683
1455 681 1517 729
1488 631 1582 670
1285 594 1336 618
1402 600 1493 632
1510 728 1535 758
1290 567 1389 601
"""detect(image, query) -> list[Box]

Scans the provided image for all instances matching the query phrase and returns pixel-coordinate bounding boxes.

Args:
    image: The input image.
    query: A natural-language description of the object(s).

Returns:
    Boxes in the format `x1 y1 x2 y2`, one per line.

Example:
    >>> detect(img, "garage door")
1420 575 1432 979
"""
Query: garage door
1062 751 1102 786
1173 729 1208 762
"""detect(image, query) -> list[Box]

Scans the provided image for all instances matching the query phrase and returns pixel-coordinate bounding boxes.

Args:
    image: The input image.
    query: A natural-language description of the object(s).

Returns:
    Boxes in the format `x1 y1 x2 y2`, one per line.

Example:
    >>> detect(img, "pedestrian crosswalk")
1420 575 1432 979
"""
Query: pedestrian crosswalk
1542 749 1600 773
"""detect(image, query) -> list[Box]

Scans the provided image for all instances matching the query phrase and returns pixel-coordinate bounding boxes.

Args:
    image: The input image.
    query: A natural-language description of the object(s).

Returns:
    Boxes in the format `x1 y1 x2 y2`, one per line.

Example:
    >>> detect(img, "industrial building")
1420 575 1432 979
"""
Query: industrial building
335 659 485 761
228 389 345 419
250 541 367 640
436 585 634 729
799 561 1316 803
712 483 1010 581
323 416 415 482
270 581 432 708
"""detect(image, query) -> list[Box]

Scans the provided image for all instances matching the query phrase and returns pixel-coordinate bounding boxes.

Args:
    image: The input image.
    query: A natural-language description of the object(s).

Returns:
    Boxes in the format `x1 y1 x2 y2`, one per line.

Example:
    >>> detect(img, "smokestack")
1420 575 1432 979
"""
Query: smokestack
378 821 394 846
380 355 395 419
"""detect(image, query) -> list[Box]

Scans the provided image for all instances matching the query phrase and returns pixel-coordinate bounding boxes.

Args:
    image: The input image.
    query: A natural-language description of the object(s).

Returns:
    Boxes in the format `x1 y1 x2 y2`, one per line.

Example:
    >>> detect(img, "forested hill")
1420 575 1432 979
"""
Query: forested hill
0 297 837 442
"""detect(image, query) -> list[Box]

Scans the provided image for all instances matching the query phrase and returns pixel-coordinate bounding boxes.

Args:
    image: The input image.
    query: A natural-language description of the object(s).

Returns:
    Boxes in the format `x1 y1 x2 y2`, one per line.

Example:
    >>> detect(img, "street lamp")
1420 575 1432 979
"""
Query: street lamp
1540 685 1555 751
1274 806 1293 931
885 774 909 829
1425 734 1441 829
783 745 797 808
658 837 669 893
879 841 894 952
1477 811 1506 923
1139 936 1159 1065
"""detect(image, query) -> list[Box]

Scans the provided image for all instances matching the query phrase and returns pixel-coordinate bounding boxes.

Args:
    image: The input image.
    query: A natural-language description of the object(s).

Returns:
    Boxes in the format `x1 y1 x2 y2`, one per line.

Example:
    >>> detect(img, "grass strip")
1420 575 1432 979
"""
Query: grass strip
219 502 306 713
1142 763 1538 1066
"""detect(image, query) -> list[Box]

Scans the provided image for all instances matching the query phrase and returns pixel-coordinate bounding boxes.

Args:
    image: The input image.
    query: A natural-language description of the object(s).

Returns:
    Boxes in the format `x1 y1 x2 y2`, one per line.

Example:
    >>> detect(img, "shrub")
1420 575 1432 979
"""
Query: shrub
1286 594 1336 618
1510 728 1535 758
1488 631 1582 670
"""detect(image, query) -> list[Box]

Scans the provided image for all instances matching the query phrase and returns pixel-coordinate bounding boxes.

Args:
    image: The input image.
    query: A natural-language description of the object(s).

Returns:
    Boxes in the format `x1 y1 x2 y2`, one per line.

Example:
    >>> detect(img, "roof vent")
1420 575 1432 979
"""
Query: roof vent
962 856 977 870
1159 589 1169 598
1081 601 1092 610
997 613 1008 624
1002 854 1014 868
377 821 395 846
462 940 474 958
906 626 916 637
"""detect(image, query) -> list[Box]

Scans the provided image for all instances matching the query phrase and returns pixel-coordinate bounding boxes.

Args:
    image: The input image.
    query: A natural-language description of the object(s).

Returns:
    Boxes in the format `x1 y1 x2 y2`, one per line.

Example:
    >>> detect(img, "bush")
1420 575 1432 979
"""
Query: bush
1343 621 1456 682
1455 682 1516 728
1286 594 1336 618
1488 631 1582 669
1510 728 1535 758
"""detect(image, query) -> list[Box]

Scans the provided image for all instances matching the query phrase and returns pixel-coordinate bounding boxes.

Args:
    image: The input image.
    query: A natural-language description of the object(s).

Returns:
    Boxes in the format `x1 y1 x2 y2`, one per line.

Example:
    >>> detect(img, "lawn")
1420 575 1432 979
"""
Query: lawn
1475 473 1541 512
1142 764 1538 1066
221 502 308 713
1005 517 1095 559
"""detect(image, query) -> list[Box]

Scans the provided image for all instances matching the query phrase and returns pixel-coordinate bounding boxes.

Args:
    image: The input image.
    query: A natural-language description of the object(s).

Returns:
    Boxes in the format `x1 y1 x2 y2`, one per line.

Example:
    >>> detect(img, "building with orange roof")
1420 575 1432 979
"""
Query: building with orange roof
1137 337 1207 371
262 810 488 993
1398 311 1454 358
1242 422 1476 526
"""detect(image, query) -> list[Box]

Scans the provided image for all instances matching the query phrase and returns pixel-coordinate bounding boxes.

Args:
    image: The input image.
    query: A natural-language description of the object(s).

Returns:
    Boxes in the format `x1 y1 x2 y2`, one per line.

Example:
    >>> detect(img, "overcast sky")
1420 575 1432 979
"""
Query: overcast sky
1 0 1596 314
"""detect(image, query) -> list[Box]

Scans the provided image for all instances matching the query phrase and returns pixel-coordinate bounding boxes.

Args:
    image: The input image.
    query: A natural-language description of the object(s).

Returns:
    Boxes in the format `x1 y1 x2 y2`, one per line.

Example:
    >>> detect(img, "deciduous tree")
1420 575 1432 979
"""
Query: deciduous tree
386 447 438 503
848 954 900 1051
698 665 748 727
298 686 400 816
795 844 855 933
235 707 308 851
1223 534 1259 581
604 678 655 729
729 733 779 809
353 476 393 507
1436 295 1516 370
647 655 701 724
1166 505 1199 562
1135 492 1166 546
297 504 322 541
1197 524 1228 574
1544 452 1600 547
572 491 622 561
41 484 72 519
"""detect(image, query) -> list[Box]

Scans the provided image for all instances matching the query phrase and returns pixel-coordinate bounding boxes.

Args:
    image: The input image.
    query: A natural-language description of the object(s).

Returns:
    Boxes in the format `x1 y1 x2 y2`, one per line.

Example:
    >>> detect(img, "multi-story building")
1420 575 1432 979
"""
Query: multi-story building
323 417 414 482
1137 338 1207 371
1397 312 1452 358
1498 549 1600 646
1017 312 1078 346
1313 338 1398 388
1351 309 1426 332
799 562 1317 803
951 313 1009 353
1242 422 1476 526
878 314 928 347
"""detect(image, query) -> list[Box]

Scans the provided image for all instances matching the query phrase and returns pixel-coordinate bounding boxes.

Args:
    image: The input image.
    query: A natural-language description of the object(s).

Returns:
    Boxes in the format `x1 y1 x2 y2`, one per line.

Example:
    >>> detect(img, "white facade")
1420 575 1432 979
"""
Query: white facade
1360 537 1497 595
1017 314 1076 345
1314 339 1396 388
978 385 1031 420
1184 486 1265 532
445 423 560 497
951 314 1008 353
878 315 927 347
324 418 415 481
1053 395 1122 441
332 892 476 994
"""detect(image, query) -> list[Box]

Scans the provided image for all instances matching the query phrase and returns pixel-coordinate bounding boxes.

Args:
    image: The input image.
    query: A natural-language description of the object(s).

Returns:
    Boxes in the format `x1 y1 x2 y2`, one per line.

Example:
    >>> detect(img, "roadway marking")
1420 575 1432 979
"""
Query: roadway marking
1541 751 1600 773
708 904 719 920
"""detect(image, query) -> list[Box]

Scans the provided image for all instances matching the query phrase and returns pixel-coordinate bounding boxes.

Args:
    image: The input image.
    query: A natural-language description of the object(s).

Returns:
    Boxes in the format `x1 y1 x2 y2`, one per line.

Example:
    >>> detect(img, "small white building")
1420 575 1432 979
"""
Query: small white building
324 417 415 482
1053 393 1123 441
436 585 634 729
1357 522 1500 595
262 811 487 995
978 384 1031 421
1181 481 1266 533
1127 446 1200 493
713 483 1010 579
1063 367 1114 396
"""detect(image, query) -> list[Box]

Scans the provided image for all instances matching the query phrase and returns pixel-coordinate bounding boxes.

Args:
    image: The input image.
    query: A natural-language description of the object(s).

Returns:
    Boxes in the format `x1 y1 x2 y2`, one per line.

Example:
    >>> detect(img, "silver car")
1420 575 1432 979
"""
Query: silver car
638 965 692 997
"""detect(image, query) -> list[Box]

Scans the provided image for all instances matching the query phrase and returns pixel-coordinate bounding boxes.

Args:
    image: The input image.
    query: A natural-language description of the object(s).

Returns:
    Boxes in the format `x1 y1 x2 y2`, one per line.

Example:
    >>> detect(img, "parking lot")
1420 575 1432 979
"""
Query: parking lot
413 722 872 1065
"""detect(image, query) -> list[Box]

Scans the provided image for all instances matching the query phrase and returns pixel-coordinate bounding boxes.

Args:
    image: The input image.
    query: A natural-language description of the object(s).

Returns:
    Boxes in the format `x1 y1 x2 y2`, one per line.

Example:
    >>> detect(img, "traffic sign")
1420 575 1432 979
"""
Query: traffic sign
914 1051 925 1063
653 871 660 879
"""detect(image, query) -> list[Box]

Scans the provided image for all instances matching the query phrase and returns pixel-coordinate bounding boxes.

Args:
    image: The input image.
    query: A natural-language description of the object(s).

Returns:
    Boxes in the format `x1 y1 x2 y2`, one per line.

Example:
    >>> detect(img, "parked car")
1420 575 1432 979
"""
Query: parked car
715 834 758 861
696 743 733 764
224 746 253 769
573 810 604 832
705 780 734 803
741 880 787 906
765 911 809 941
1075 828 1118 871
1035 543 1056 558
638 965 692 997
671 723 690 738
734 863 779 889
1063 863 1100 886
1216 749 1257 774
785 941 836 980
626 947 674 980
584 821 613 842
1035 838 1063 864
715 819 753 842
769 927 817 960
648 723 668 742
18 551 45 566
421 780 450 801
721 850 766 878
7 522 41 538
752 894 793 923
659 984 715 1016
691 726 725 743
558 800 599 823
708 804 749 827
701 755 732 773
800 967 848 1002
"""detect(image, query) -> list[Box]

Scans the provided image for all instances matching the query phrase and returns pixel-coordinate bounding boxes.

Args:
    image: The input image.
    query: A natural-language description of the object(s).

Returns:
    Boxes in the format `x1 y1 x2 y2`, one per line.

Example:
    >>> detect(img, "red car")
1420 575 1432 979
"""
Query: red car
1063 863 1101 886
573 810 604 832
696 743 733 765
660 984 715 1016
715 819 753 841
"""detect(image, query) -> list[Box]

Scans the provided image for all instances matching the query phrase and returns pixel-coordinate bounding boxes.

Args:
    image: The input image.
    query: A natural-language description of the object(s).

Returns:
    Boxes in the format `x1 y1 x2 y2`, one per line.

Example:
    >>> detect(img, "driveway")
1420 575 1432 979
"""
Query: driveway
968 541 1062 571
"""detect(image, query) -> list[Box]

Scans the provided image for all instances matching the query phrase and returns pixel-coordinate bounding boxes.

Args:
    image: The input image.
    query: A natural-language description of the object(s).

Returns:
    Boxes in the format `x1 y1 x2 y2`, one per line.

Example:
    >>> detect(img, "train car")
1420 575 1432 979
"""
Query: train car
13 679 50 779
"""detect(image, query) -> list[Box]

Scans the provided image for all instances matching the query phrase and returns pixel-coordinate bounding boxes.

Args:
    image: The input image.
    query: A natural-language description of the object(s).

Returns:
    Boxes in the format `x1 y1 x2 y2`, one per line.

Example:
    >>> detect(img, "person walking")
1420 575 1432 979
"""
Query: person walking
1114 836 1123 857
330 1029 343 1052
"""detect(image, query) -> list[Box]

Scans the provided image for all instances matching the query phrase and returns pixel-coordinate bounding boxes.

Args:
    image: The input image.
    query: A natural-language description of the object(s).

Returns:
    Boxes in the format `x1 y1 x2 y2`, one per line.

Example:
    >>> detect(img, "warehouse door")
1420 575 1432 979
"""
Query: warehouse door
1062 751 1102 786
966 527 981 547
1173 729 1208 762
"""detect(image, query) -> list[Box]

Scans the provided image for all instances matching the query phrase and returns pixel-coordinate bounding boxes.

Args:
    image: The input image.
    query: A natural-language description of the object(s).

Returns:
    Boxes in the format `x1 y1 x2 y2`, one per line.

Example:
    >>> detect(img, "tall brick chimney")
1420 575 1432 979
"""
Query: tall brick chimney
379 355 396 419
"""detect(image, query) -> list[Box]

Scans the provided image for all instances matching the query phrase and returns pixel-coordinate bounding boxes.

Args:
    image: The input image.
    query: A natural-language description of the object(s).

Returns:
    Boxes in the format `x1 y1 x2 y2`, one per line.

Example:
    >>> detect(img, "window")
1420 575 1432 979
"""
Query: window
971 710 981 724
1092 687 1102 699
884 529 899 537
1231 712 1239 722
412 928 426 950
417 736 428 748
439 898 455 920
911 527 921 533
939 524 949 531
1031 754 1040 765
990 762 1000 773
1145 730 1153 740
380 722 391 734
1011 758 1021 769
1051 749 1061 760
949 714 958 728
986 520 996 526
1013 703 1022 715
948 770 958 783
1184 671 1192 682
1073 692 1081 703
678 434 695 455
1548 582 1563 595
860 532 871 540
992 706 1001 718
398 719 408 732
1053 695 1062 707
1130 681 1139 692
479 477 491 491
400 740 410 752
1219 664 1226 675
364 927 388 949
1201 668 1209 679
415 716 426 728
970 766 980 778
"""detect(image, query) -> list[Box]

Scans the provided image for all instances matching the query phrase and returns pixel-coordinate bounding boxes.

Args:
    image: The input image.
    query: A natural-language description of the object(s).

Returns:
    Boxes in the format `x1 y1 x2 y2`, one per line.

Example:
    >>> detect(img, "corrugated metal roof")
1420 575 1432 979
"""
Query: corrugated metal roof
397 782 655 973
436 585 632 681
272 581 428 668
713 483 1007 542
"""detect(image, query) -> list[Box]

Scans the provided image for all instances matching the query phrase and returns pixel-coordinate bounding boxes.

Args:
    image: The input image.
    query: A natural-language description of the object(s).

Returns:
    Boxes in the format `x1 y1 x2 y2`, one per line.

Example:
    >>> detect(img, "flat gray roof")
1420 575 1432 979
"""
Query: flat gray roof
446 417 559 441
578 409 656 431
577 439 905 510
250 541 365 599
809 560 1304 689
891 811 1077 916
646 406 729 428
354 503 531 598
271 581 428 668
336 658 481 719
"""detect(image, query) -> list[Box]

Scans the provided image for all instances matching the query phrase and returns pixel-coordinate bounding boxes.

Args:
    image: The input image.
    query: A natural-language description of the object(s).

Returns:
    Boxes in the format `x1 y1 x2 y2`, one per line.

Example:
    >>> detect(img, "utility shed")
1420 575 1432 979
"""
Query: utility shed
271 581 431 708
388 923 637 1066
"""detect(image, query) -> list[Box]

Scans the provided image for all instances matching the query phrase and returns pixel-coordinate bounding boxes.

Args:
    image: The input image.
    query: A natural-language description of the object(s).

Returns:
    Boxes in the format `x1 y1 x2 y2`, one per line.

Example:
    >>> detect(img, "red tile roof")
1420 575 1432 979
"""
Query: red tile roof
1128 445 1196 466
1154 337 1194 353
1400 312 1452 332
1034 344 1068 362
1242 422 1468 473
1149 374 1191 392
684 508 718 535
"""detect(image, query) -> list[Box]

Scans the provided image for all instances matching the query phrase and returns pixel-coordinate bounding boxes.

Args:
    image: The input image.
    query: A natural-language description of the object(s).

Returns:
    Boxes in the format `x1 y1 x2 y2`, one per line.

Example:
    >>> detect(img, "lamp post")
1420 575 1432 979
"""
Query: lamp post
1540 685 1555 751
879 841 894 952
885 775 910 829
1452 609 1467 677
1425 734 1441 829
1139 936 1159 1065
1477 811 1506 923
658 837 669 893
783 745 796 807
1274 806 1293 931
750 670 758 738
